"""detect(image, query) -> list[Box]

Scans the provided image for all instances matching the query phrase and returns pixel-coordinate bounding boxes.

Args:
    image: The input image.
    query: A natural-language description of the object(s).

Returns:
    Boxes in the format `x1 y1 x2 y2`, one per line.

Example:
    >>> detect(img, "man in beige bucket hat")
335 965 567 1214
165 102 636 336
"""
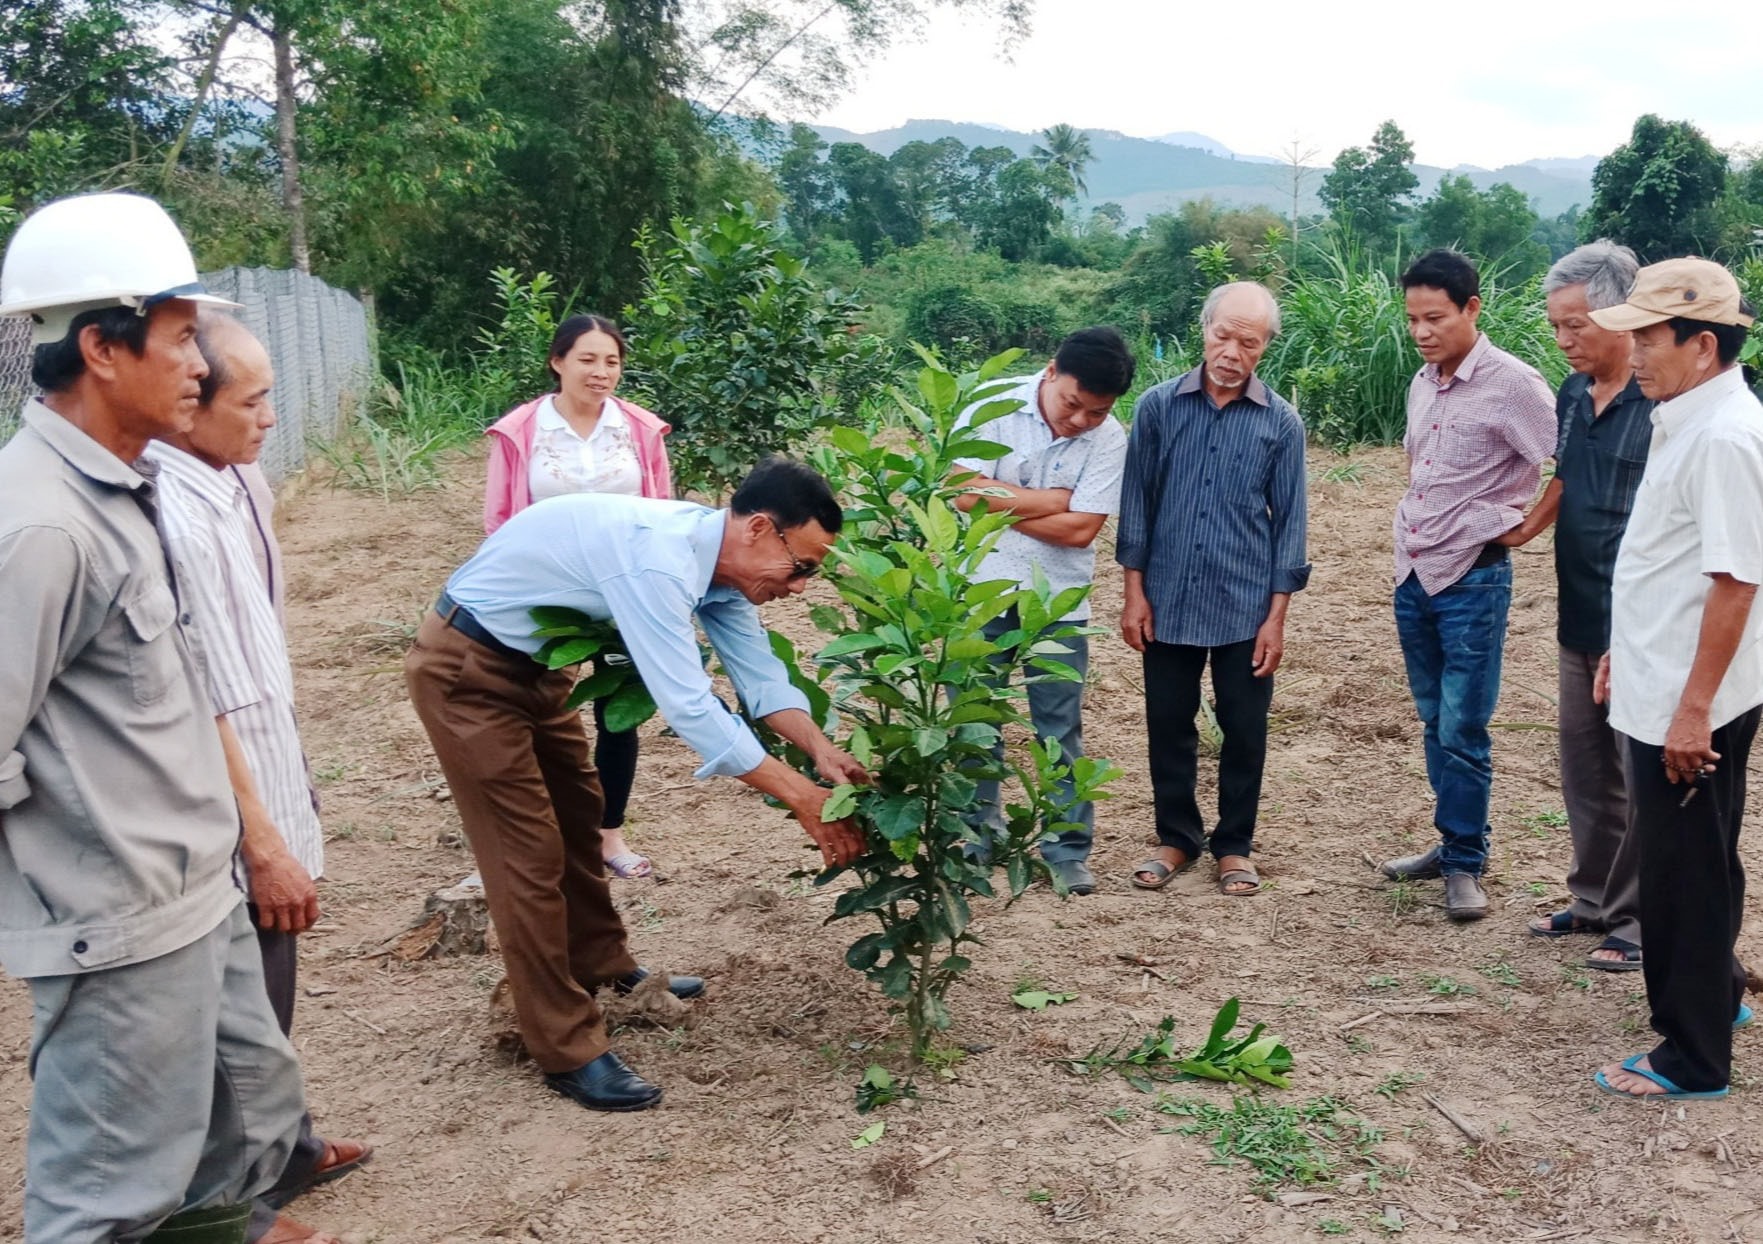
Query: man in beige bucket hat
1588 257 1763 1100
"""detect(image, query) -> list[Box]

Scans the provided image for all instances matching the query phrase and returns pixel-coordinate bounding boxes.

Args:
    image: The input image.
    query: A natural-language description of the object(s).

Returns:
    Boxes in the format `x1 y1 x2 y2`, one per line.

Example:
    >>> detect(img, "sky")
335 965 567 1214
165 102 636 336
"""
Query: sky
810 0 1763 168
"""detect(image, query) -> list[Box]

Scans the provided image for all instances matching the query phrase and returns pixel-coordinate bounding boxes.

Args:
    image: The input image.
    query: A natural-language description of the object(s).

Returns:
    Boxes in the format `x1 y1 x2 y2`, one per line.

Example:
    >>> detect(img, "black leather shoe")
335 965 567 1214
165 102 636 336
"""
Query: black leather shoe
544 1051 663 1112
1047 860 1096 896
613 967 705 1000
1379 845 1443 881
1443 872 1488 921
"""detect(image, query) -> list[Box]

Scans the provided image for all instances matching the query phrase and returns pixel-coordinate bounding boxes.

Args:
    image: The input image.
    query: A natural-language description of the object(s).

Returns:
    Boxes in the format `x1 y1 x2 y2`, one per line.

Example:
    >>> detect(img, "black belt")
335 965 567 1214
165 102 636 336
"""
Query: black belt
1471 541 1510 569
435 590 529 663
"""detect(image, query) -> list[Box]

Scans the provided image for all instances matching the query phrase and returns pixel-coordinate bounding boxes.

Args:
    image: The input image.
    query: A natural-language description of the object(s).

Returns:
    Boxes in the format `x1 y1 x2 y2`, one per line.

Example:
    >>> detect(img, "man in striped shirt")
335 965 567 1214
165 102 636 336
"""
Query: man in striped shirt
148 314 369 1244
1378 250 1556 921
1119 282 1311 897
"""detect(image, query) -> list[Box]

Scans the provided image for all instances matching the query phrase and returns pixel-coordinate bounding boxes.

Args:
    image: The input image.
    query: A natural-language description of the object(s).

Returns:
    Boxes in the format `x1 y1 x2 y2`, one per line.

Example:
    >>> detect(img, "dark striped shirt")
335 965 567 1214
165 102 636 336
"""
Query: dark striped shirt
1117 368 1312 647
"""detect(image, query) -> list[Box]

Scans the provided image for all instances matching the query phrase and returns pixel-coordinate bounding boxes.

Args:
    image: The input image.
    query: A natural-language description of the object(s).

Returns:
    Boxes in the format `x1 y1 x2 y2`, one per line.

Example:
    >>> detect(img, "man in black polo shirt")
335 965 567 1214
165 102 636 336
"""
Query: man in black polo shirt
1500 240 1655 971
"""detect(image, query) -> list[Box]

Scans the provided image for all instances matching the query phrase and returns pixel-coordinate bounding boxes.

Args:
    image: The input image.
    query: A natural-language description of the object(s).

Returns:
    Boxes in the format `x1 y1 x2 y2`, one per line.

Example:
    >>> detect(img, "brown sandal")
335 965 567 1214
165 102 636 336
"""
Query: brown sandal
1131 847 1194 890
1217 856 1261 896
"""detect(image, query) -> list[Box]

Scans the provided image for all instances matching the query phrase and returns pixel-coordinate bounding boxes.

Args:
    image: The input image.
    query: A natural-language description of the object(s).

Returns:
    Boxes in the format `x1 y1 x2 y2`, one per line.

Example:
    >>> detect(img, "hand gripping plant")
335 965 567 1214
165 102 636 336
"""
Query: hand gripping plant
793 349 1120 1061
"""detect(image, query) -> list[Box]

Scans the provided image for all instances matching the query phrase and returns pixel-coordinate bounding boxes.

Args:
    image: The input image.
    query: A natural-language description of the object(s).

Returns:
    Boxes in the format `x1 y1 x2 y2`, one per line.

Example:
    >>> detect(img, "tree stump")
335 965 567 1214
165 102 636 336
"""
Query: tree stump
392 883 491 959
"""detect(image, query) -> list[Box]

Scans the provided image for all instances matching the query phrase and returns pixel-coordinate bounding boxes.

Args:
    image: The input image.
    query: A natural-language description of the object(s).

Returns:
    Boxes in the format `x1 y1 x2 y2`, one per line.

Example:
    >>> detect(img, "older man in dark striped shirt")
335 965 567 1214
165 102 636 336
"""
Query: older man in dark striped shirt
1119 282 1311 897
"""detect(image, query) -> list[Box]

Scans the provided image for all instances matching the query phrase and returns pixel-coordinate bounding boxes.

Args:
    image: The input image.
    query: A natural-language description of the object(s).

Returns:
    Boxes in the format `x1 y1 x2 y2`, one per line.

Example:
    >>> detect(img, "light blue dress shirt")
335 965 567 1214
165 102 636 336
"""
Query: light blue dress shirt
445 494 809 779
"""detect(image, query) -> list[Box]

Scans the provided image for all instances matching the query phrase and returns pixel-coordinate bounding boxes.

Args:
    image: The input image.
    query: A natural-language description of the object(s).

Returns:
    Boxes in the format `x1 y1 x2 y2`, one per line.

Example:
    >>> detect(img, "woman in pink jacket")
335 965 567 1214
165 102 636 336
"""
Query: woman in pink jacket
484 313 673 878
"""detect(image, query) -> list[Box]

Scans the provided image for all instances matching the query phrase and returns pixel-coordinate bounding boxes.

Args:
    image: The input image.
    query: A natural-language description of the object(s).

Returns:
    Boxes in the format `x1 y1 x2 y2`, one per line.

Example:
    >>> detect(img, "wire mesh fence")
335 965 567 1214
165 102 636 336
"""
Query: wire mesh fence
0 266 375 485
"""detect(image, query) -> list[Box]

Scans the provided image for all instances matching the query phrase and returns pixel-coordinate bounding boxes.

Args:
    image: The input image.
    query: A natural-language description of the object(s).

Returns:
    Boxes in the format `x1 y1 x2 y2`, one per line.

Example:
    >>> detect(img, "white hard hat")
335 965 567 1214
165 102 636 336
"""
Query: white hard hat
1 192 242 345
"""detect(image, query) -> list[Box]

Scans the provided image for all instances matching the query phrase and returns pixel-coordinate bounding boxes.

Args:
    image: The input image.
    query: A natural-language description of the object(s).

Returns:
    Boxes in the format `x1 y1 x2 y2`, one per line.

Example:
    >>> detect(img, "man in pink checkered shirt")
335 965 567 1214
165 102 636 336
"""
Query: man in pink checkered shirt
1377 249 1556 920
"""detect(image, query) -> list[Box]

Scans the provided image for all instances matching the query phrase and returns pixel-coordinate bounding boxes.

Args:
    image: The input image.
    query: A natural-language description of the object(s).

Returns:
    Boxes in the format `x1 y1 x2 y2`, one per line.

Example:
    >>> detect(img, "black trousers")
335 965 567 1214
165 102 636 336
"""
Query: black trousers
592 697 639 831
1626 705 1760 1092
1144 638 1273 861
247 911 325 1240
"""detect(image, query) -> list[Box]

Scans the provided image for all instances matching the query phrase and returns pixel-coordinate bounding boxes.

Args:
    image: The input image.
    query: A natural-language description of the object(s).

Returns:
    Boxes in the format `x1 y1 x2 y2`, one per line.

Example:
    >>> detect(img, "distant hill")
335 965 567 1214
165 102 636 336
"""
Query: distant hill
807 120 1593 222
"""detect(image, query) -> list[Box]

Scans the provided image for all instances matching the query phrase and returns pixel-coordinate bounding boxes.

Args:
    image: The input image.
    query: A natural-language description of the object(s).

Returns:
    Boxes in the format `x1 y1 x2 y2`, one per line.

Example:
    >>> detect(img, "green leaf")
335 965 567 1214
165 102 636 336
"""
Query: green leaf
821 784 859 822
809 604 847 634
529 606 599 631
845 932 889 971
911 727 949 758
851 1121 886 1149
543 637 598 669
567 663 627 704
1012 989 1078 1012
820 633 889 658
1202 997 1242 1056
601 680 657 732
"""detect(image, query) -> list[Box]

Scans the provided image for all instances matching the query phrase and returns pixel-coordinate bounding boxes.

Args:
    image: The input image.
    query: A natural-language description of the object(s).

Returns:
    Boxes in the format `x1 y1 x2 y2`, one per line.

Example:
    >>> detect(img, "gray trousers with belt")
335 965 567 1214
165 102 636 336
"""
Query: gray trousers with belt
25 901 307 1243
1559 646 1642 945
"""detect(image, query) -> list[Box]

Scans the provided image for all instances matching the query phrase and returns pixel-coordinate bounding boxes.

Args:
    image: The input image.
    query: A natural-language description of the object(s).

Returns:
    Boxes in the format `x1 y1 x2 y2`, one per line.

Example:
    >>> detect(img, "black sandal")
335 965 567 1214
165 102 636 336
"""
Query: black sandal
1586 935 1643 972
1528 909 1597 938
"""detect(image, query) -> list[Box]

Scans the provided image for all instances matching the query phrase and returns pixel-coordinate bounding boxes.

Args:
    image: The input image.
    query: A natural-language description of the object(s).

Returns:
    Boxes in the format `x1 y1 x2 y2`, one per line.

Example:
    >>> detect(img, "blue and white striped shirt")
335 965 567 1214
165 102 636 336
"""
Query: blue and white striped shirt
1117 368 1312 648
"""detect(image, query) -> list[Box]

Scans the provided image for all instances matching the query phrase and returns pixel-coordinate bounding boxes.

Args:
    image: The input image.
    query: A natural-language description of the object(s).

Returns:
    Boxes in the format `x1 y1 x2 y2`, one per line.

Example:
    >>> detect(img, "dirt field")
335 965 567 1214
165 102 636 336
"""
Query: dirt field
4 443 1761 1244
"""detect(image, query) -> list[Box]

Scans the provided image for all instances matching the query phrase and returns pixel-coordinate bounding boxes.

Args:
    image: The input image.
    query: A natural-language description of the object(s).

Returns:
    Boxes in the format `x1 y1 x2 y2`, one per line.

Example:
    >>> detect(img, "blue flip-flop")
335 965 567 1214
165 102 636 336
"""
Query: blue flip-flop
1737 1003 1754 1030
1594 1054 1729 1100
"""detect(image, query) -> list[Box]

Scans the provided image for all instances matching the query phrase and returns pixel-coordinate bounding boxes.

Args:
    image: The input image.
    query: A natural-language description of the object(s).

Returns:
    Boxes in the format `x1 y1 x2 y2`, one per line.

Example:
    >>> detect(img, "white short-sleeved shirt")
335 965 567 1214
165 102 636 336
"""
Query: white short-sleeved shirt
1609 368 1763 744
528 396 643 502
952 373 1128 622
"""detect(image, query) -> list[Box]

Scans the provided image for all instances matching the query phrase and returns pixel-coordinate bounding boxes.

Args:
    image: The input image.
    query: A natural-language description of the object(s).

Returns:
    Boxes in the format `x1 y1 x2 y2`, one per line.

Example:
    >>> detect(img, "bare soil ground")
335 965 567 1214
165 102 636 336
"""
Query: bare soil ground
5 444 1762 1243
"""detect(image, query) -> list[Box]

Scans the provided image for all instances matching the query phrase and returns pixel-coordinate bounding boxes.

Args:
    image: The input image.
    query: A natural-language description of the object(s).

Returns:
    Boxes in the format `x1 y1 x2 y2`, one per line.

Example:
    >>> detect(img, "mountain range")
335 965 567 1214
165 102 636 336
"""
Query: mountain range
809 120 1595 222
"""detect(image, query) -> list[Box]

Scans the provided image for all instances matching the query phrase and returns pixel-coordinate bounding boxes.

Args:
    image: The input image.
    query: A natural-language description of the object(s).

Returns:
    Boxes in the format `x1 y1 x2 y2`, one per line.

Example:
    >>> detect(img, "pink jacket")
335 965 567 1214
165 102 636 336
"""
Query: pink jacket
483 394 674 534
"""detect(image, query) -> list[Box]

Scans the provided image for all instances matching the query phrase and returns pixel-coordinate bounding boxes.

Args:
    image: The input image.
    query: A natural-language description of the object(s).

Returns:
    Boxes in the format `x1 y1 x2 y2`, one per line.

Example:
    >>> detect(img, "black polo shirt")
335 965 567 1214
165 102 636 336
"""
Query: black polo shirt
1554 372 1656 653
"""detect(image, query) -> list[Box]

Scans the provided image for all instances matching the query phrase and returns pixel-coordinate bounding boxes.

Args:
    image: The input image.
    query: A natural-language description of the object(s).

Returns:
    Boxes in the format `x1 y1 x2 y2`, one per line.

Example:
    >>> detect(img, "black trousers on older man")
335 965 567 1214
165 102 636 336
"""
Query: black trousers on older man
1144 638 1273 861
1625 705 1760 1093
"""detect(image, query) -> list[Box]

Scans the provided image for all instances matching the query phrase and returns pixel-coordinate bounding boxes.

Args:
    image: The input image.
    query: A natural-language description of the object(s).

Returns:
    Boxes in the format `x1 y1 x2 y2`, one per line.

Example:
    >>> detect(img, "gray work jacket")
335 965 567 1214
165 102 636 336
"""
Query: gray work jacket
0 401 242 978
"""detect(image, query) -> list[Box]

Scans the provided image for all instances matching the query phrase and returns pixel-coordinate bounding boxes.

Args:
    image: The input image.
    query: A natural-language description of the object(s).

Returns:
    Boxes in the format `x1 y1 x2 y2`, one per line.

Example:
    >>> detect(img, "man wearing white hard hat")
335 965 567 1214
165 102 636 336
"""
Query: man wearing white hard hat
1587 258 1763 1102
0 194 331 1243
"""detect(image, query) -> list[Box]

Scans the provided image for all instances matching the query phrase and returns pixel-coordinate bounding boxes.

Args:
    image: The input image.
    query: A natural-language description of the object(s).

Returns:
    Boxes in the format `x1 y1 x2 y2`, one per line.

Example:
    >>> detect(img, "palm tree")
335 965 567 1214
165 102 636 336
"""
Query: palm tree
1031 123 1094 199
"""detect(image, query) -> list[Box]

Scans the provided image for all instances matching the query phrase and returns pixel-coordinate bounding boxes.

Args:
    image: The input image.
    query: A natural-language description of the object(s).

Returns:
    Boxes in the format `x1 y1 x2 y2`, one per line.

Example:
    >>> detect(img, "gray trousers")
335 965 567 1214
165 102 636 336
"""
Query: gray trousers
973 609 1093 864
245 918 326 1242
26 901 307 1243
1559 647 1642 945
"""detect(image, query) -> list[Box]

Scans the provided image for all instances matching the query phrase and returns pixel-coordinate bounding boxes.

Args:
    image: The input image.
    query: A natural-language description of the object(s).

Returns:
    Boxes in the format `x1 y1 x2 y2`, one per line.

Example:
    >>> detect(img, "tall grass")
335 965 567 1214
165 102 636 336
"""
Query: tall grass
311 357 504 497
1261 250 1566 450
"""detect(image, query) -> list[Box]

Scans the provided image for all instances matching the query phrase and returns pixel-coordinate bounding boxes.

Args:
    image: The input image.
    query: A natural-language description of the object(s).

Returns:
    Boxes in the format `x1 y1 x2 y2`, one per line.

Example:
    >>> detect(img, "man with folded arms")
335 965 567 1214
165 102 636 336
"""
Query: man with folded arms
1589 260 1763 1100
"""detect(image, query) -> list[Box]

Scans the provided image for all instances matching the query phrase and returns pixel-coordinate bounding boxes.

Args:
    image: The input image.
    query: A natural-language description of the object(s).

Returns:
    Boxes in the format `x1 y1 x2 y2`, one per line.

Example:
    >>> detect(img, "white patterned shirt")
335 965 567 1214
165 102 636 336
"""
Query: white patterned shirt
146 443 324 878
528 396 643 502
952 374 1127 621
1609 367 1763 744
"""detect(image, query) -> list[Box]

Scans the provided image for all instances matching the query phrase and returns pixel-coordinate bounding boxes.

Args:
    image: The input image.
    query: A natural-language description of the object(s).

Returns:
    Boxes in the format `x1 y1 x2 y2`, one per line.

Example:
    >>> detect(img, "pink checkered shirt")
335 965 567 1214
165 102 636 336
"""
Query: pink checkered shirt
1393 334 1557 594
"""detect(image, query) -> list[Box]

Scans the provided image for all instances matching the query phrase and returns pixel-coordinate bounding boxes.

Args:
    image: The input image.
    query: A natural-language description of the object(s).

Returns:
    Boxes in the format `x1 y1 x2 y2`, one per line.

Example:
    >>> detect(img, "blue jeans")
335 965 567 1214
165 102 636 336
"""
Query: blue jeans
973 608 1093 864
1393 561 1512 875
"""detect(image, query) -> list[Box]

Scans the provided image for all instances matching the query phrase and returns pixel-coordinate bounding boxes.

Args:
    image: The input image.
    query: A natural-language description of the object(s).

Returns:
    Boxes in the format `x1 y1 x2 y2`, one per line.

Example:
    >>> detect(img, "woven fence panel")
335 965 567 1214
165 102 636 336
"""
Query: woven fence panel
0 266 374 484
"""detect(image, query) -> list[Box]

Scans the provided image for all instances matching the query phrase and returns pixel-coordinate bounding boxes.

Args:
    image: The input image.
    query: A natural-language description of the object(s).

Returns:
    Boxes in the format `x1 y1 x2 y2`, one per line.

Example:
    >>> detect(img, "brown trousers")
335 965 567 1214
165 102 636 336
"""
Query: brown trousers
404 612 637 1072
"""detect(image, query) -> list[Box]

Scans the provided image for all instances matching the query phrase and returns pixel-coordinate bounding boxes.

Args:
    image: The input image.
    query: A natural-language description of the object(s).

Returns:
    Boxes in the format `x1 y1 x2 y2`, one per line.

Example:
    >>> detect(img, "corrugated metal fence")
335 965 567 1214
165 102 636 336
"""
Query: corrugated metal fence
0 266 375 484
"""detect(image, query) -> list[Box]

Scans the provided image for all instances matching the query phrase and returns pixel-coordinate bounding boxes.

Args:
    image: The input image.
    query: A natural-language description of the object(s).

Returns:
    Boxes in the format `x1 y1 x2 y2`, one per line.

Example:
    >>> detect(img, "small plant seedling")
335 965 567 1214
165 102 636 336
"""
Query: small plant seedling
1563 965 1597 990
1366 974 1401 990
1318 1221 1350 1237
1479 961 1522 988
1013 988 1078 1012
1374 1071 1424 1099
1386 879 1419 918
1026 1188 1053 1204
1079 999 1294 1091
1319 460 1366 486
1343 1034 1373 1055
1526 880 1549 897
1373 1206 1407 1233
855 1065 918 1114
851 1122 886 1149
1421 974 1475 997
1103 1106 1134 1123
1521 809 1569 838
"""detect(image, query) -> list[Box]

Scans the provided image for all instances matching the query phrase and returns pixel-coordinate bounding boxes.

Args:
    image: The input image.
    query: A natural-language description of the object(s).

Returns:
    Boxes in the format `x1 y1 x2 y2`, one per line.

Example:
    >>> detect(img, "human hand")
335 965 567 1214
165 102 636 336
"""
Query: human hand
1119 594 1155 653
1251 616 1286 677
814 746 873 787
247 844 319 934
792 796 866 868
1662 703 1719 787
1593 652 1611 705
1494 523 1529 547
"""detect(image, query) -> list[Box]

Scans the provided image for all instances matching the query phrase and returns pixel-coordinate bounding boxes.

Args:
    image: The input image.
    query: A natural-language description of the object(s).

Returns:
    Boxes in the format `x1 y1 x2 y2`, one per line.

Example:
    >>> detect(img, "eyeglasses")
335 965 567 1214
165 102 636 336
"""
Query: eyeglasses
769 518 821 580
